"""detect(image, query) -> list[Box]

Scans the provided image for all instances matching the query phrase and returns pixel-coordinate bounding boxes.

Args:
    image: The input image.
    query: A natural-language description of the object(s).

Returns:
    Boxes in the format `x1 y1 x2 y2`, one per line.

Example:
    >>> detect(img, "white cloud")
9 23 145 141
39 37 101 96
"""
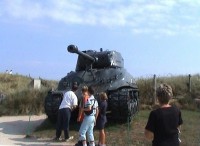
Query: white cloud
3 1 43 20
1 0 200 36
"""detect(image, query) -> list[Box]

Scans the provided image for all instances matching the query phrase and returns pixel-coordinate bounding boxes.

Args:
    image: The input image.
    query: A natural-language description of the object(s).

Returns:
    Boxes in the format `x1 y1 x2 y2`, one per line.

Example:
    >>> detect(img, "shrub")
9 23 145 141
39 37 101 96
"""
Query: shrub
136 74 200 110
0 73 58 116
0 89 49 115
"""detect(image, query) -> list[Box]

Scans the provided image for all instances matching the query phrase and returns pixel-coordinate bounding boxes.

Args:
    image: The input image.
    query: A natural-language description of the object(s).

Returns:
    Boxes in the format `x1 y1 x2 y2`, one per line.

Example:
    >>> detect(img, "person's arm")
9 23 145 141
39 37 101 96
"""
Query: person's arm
177 125 181 135
71 93 78 110
177 125 181 131
77 100 84 122
95 107 99 122
177 109 183 133
145 129 154 140
77 107 82 122
145 111 155 141
71 99 78 110
82 105 92 111
94 100 99 125
95 107 99 120
71 105 77 111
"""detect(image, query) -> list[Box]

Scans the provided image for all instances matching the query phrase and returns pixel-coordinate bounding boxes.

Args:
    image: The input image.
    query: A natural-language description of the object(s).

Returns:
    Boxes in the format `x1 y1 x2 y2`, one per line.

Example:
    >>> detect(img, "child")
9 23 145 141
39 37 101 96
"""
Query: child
96 92 108 146
145 83 183 146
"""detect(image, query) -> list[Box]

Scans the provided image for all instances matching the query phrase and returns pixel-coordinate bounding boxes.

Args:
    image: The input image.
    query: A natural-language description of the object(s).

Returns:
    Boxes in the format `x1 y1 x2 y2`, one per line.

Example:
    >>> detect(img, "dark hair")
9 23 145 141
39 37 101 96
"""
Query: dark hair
156 83 173 105
88 86 95 95
72 82 78 91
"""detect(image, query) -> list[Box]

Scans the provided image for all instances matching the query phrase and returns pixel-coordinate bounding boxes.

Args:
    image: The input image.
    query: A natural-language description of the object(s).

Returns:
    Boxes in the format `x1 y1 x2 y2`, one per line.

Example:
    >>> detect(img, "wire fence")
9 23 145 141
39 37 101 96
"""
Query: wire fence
135 73 200 106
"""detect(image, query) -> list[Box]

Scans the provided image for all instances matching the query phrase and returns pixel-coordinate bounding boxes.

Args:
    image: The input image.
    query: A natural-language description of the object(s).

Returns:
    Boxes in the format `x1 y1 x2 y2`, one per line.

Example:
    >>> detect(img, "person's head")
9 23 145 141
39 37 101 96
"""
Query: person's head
81 86 88 97
88 86 95 96
99 92 108 101
72 82 78 92
156 83 173 105
81 86 88 93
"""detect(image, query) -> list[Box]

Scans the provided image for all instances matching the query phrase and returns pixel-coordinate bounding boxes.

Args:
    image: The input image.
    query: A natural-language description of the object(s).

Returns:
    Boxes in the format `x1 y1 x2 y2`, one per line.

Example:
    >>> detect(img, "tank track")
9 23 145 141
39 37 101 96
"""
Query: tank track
108 88 139 122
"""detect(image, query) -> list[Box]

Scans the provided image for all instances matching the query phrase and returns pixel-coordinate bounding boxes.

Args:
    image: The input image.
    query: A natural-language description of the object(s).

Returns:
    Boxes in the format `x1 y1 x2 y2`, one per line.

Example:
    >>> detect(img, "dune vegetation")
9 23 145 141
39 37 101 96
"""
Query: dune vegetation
0 73 200 116
0 73 58 116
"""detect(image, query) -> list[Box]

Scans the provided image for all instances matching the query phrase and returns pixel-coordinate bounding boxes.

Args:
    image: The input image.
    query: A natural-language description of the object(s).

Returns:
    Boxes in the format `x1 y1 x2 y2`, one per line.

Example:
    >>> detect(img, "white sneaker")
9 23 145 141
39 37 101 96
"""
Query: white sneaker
65 136 74 142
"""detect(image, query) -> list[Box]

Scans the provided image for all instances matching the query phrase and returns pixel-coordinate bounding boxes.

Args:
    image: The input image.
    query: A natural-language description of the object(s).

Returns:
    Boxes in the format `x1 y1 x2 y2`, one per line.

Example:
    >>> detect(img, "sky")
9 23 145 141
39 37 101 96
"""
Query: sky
1 0 200 80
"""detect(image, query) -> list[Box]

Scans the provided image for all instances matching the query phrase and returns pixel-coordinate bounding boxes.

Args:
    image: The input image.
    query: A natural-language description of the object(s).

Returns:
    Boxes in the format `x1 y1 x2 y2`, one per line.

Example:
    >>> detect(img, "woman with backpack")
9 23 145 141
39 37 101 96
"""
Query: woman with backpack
77 86 99 146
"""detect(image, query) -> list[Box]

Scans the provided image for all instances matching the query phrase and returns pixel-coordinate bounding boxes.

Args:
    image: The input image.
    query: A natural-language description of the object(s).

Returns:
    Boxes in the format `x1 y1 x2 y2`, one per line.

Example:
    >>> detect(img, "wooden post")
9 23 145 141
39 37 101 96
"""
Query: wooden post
189 74 191 93
153 74 157 104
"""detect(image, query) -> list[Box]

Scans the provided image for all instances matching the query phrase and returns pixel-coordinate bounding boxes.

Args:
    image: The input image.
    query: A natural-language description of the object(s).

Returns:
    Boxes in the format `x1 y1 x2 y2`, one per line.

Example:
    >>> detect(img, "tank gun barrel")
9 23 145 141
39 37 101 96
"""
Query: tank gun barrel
67 45 95 62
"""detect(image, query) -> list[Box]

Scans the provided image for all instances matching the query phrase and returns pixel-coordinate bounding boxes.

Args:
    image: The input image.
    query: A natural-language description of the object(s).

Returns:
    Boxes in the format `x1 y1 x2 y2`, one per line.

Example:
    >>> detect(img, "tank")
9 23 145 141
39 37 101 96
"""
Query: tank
44 45 139 122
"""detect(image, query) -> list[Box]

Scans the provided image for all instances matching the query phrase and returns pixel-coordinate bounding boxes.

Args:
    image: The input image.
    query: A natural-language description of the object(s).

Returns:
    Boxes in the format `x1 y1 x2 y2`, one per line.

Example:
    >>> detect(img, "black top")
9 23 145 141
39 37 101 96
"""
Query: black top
97 100 108 123
145 106 183 146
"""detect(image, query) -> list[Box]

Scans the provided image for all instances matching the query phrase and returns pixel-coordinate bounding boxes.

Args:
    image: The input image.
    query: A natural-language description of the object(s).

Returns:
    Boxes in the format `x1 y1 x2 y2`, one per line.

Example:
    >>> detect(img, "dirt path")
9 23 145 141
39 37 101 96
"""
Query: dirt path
0 115 75 146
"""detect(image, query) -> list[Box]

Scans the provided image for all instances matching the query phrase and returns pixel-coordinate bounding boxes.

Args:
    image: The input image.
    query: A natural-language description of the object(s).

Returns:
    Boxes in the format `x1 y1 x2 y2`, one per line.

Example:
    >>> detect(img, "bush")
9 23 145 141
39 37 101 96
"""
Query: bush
137 77 154 104
0 73 58 116
136 74 200 110
0 89 49 115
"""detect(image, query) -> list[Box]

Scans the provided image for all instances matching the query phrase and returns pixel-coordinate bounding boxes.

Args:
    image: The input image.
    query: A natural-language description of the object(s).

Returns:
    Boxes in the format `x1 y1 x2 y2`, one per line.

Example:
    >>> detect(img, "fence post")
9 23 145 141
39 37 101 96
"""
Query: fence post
188 74 191 93
153 74 157 104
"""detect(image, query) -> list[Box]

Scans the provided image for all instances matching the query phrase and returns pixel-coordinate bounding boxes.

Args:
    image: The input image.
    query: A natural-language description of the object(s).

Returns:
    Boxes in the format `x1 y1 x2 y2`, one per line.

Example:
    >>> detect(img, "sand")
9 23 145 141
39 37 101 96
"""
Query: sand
0 114 75 146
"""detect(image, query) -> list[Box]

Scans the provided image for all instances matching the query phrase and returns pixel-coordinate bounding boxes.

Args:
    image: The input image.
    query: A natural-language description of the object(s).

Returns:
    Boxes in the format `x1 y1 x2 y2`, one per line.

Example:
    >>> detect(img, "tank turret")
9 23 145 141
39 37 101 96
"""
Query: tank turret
45 45 139 123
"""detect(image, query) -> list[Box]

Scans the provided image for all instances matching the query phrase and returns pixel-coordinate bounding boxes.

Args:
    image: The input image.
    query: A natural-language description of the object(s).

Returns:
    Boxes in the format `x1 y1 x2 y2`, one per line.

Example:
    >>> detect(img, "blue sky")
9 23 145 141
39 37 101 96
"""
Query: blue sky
1 0 200 80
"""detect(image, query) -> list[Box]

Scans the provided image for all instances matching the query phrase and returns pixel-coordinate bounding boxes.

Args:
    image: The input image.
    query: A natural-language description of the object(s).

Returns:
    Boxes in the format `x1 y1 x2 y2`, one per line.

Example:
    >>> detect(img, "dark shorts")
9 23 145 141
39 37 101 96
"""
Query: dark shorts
96 118 106 130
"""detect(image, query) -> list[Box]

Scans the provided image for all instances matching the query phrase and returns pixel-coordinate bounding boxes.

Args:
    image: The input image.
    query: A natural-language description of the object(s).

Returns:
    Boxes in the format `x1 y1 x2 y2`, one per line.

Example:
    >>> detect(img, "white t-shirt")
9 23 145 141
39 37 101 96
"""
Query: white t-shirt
84 95 98 115
59 91 78 110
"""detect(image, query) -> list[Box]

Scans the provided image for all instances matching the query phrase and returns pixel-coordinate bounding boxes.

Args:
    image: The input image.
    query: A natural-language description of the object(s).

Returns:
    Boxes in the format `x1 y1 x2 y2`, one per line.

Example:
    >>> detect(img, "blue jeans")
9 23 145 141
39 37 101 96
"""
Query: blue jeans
79 115 95 142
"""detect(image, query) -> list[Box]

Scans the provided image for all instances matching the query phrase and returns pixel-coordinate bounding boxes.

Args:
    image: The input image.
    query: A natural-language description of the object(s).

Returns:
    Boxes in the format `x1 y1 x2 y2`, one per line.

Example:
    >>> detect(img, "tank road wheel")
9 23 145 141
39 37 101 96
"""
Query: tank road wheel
44 91 63 123
108 88 139 122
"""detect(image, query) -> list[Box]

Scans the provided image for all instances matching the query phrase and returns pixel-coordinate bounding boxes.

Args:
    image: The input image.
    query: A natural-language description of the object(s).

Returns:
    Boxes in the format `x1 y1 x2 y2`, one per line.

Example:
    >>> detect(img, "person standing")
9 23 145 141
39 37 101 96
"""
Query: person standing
78 86 98 146
145 83 183 146
54 82 78 141
96 92 108 146
77 86 89 123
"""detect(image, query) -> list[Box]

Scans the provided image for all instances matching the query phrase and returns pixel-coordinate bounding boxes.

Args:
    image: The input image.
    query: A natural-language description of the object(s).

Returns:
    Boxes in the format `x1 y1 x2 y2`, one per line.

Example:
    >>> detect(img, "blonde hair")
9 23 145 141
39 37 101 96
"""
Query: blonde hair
100 92 108 100
81 86 88 93
156 83 173 104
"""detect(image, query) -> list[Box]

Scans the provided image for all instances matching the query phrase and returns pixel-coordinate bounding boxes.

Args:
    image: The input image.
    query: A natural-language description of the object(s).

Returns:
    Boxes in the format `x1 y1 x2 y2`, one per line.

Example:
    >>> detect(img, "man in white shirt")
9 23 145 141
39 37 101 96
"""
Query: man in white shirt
55 83 78 141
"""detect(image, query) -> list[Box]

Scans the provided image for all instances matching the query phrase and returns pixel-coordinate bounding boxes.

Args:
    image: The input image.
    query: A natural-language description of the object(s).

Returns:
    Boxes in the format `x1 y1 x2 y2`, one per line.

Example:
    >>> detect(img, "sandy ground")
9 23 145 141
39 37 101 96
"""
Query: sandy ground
0 115 75 146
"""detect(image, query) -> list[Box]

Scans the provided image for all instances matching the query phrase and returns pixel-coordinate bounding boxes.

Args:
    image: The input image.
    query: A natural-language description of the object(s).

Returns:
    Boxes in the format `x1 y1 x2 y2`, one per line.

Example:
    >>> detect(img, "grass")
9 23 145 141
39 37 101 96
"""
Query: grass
0 73 58 95
0 73 58 116
0 89 49 115
137 74 200 110
33 110 200 146
0 73 32 94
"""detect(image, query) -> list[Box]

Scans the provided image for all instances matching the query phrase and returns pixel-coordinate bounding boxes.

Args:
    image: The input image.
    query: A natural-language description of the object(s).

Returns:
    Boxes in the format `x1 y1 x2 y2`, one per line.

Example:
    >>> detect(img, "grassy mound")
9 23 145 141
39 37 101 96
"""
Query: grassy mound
0 73 58 116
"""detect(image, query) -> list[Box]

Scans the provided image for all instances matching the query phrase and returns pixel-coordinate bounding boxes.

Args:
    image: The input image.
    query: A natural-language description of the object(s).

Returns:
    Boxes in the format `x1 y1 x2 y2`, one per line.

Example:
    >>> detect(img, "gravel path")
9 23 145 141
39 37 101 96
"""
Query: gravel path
0 115 75 146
